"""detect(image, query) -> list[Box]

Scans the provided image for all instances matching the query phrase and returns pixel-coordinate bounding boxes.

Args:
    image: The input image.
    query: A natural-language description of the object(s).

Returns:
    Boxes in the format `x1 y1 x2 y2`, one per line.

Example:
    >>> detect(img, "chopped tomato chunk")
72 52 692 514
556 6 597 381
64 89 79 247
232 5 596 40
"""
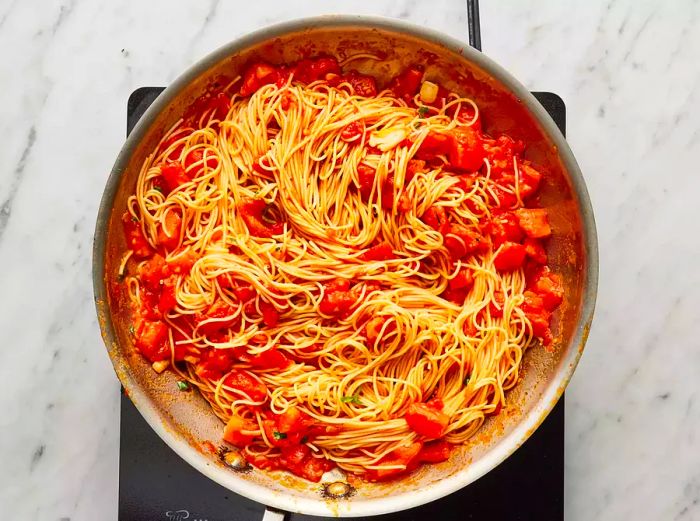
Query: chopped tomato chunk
449 127 485 172
293 56 341 84
515 208 552 239
196 300 238 335
122 213 152 258
157 211 182 250
340 120 365 142
239 199 284 238
160 162 190 193
158 275 178 313
240 62 279 96
422 206 449 236
449 268 474 290
518 163 542 199
487 212 524 247
530 267 564 311
444 224 486 259
418 441 452 463
222 369 268 402
360 242 395 261
319 279 357 317
247 347 291 370
389 66 424 102
365 442 423 482
416 131 451 159
356 163 376 200
134 318 169 362
494 242 527 272
343 70 377 97
524 238 547 264
223 413 256 447
405 401 449 438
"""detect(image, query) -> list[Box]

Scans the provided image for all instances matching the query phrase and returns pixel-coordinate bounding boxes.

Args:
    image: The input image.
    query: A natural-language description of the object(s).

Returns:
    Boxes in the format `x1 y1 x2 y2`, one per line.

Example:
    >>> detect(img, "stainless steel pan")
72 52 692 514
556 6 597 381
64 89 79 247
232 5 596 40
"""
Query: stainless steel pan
93 15 598 519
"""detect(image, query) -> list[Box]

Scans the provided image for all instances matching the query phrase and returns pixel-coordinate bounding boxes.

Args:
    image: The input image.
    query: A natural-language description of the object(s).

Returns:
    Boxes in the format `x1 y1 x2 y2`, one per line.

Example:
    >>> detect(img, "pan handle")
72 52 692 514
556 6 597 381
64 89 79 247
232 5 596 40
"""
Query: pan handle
262 507 287 521
466 0 482 51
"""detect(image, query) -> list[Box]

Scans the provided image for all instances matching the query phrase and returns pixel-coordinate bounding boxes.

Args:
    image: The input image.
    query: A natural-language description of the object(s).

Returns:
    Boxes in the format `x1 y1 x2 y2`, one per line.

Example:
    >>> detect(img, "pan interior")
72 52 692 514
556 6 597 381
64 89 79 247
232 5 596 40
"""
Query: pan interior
98 19 591 516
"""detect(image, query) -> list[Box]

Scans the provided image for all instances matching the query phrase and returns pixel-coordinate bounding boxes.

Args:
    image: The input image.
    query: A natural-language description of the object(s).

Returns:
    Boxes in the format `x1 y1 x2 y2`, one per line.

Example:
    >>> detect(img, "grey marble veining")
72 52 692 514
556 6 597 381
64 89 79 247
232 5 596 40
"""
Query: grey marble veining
0 0 698 519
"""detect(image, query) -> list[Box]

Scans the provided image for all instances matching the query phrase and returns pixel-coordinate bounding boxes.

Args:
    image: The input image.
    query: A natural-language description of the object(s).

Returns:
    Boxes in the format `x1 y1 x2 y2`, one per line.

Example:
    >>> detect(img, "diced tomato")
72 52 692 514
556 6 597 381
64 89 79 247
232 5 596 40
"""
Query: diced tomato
487 212 524 247
194 348 236 380
416 131 451 159
405 402 449 438
494 242 527 272
441 285 468 305
365 442 423 482
489 290 506 318
167 250 199 274
405 159 426 182
524 238 547 264
518 163 542 199
515 208 551 239
381 176 396 210
160 162 190 193
418 441 452 463
389 66 424 103
276 406 312 435
248 347 291 370
490 186 518 209
356 163 376 200
239 198 285 238
233 284 256 302
156 211 182 250
245 452 280 471
196 300 238 335
293 56 341 84
184 149 218 177
365 316 387 345
449 127 484 172
340 120 365 142
138 254 168 291
422 206 449 236
222 369 268 402
449 268 474 290
223 413 256 447
277 443 334 482
483 135 524 177
319 279 357 317
257 300 280 327
159 275 178 313
159 127 190 161
134 318 169 362
297 455 334 482
122 213 153 258
343 70 377 97
530 267 564 311
521 291 553 346
444 224 486 259
240 62 279 96
360 242 395 261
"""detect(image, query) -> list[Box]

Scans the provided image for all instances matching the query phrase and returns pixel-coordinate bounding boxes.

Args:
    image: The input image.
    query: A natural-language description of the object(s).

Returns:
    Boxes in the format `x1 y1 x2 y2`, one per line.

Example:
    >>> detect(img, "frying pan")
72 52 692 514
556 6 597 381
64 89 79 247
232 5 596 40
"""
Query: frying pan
93 14 598 519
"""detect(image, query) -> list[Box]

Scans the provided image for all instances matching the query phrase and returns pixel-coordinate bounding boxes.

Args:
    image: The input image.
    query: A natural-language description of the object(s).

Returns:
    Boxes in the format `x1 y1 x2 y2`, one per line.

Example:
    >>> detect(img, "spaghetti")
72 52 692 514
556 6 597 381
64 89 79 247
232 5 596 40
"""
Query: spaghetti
120 57 564 483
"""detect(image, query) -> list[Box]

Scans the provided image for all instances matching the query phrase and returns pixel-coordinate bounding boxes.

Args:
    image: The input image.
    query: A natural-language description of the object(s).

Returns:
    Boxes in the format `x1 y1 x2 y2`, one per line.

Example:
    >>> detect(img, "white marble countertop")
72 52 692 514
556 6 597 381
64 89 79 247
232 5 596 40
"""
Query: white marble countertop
1 0 698 519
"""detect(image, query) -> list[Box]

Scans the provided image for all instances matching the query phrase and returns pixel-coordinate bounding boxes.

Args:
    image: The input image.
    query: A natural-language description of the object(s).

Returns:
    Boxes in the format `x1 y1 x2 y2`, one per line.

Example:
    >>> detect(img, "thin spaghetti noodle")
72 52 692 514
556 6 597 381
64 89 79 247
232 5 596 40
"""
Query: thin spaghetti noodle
120 58 563 482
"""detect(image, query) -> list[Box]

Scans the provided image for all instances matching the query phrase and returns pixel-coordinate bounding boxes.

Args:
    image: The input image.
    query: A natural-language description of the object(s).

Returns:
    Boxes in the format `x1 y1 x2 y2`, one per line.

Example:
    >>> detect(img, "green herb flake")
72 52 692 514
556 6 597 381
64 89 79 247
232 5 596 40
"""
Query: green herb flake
417 106 430 118
414 121 423 129
463 376 471 386
131 216 139 222
300 436 309 444
341 395 360 404
128 325 135 335
177 381 190 391
153 185 163 193
273 431 287 440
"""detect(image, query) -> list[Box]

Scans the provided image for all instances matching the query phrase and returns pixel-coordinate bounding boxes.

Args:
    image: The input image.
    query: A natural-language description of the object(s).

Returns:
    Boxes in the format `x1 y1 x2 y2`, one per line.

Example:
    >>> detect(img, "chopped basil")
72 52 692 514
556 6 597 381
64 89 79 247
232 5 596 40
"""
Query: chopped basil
417 106 429 117
131 216 139 222
128 325 135 335
414 121 423 129
341 395 360 404
177 381 190 391
273 431 287 440
153 185 163 193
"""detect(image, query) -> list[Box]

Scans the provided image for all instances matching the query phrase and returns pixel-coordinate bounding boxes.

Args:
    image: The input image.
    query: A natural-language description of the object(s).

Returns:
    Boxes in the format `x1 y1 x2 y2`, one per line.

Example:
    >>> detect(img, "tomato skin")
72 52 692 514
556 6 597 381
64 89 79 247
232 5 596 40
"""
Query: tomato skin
449 127 485 172
122 213 153 258
422 206 449 236
521 290 554 346
449 268 474 290
168 250 198 274
134 318 169 362
493 242 527 272
240 62 279 96
239 199 284 238
416 131 451 159
233 284 256 302
418 441 452 463
518 163 542 199
360 242 395 261
489 289 506 318
293 56 341 84
405 158 426 182
515 208 552 239
487 212 524 248
340 120 365 142
405 402 449 438
356 163 376 200
222 369 268 402
484 135 524 177
381 177 396 210
343 70 377 97
184 149 218 178
529 267 564 311
160 162 190 193
223 413 255 447
389 66 424 102
258 300 280 327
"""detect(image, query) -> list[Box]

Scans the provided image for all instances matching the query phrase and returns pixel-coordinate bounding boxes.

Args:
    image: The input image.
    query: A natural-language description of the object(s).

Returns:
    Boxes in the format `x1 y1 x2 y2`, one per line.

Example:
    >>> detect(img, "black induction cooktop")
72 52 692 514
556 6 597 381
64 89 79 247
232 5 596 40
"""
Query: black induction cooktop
118 87 566 521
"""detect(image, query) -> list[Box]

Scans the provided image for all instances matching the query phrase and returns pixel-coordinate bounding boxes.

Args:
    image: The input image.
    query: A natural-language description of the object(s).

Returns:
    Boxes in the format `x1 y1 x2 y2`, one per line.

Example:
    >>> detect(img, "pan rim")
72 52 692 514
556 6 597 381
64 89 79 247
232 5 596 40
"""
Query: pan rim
92 14 598 517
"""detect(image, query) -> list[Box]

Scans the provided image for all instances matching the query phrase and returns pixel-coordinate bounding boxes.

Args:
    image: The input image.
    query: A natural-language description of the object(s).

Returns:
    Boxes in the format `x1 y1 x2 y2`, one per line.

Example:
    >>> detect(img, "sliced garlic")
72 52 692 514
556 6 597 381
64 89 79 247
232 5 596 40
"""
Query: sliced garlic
419 81 438 104
152 360 170 373
368 127 408 151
